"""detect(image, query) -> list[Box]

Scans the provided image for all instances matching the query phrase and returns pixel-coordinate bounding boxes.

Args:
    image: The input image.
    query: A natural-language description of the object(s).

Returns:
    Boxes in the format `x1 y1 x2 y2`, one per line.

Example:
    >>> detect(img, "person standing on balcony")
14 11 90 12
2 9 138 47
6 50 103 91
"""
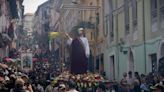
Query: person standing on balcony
65 28 90 74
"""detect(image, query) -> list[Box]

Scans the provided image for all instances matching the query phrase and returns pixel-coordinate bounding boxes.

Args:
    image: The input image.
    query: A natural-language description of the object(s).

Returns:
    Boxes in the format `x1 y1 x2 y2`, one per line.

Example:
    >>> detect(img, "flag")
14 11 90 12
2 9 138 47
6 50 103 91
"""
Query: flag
48 32 60 39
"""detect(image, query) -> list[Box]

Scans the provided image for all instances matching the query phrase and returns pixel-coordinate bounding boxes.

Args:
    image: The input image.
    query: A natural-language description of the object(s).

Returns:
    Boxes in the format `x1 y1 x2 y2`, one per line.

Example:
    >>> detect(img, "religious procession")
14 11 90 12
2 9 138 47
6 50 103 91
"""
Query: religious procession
0 0 164 92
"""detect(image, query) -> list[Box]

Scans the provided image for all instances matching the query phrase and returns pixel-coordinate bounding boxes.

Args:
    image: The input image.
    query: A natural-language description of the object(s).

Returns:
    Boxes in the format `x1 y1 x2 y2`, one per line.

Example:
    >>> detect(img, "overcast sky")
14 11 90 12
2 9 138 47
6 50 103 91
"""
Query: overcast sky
23 0 48 14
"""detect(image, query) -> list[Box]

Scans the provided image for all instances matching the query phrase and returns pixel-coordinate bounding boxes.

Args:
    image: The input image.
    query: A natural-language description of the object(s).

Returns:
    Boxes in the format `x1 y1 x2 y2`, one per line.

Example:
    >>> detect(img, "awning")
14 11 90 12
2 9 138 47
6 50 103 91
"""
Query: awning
4 57 12 62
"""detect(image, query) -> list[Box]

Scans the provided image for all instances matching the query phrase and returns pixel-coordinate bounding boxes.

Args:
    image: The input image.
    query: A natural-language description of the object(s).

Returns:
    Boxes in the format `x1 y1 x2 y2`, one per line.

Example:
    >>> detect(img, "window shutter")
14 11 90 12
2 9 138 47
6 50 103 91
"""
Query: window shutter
132 0 137 26
0 2 2 16
124 0 129 34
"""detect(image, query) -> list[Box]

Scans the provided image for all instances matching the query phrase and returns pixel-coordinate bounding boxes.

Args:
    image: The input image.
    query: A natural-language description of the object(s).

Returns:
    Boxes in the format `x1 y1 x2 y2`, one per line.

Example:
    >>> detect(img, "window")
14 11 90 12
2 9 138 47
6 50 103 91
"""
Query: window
151 0 158 32
44 22 50 32
91 32 93 40
100 54 104 72
110 15 114 41
160 0 164 29
105 15 109 38
105 14 114 42
90 2 93 5
124 0 130 35
160 0 164 9
96 56 99 71
0 2 2 16
151 0 157 19
132 0 137 27
97 0 100 6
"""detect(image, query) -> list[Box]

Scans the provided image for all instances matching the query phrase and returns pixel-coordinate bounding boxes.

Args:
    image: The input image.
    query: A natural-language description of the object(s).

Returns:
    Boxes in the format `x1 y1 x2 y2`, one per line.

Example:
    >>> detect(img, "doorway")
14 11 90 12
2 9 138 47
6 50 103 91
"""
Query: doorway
100 54 104 73
149 54 157 74
158 43 164 73
110 55 115 80
128 50 134 73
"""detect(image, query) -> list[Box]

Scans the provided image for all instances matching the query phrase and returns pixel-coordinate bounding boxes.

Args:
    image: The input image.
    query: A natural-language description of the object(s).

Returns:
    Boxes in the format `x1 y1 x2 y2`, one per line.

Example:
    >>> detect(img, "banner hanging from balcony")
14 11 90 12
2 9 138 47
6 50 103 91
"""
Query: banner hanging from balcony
48 32 60 39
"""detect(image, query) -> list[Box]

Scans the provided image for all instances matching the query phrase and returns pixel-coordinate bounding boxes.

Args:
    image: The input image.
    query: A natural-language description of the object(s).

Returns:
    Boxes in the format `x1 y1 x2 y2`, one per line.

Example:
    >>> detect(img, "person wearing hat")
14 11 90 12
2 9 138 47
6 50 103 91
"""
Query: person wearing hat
65 28 90 74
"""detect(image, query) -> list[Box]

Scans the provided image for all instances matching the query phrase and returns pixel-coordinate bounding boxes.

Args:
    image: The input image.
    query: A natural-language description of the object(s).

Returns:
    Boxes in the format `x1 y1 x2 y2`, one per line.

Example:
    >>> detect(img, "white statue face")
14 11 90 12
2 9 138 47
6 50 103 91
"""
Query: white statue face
78 30 83 35
78 28 84 36
78 28 84 31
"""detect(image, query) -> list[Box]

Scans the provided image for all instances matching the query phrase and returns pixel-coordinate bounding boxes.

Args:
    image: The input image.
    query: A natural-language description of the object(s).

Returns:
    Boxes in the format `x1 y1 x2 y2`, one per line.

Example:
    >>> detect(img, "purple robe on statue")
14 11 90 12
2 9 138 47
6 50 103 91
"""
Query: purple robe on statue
70 38 88 74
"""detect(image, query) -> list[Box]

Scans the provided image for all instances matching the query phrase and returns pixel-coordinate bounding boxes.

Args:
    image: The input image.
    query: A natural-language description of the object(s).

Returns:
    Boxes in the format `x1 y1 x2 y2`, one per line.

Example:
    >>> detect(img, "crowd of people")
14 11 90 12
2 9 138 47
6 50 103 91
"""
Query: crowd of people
0 63 96 92
0 60 164 92
0 61 78 92
119 71 164 92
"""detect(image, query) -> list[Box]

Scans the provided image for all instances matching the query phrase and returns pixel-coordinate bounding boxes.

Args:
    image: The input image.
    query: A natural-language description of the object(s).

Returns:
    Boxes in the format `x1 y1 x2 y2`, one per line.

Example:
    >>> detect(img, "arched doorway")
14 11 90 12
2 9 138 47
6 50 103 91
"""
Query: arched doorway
128 49 134 73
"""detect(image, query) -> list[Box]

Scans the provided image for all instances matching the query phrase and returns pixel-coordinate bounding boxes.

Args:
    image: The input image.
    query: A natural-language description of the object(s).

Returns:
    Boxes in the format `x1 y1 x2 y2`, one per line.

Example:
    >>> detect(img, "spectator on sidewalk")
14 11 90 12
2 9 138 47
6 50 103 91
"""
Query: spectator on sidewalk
133 72 141 92
120 72 128 92
140 74 149 92
127 71 134 92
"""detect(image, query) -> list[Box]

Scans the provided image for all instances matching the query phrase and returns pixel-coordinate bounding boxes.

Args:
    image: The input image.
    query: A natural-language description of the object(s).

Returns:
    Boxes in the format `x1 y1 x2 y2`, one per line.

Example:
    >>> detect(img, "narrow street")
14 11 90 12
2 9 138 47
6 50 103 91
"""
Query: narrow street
0 0 164 92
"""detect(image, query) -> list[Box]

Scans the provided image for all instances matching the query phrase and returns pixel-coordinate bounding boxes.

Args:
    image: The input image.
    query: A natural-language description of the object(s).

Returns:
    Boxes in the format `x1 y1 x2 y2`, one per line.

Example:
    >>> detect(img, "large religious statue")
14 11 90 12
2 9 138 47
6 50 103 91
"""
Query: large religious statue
65 28 90 74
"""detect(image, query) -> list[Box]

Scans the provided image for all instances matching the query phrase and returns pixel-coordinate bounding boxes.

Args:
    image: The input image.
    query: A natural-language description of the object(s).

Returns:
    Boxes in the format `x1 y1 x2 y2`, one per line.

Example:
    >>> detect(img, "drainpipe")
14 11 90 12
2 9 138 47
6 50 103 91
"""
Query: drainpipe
142 0 147 74
116 0 119 80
